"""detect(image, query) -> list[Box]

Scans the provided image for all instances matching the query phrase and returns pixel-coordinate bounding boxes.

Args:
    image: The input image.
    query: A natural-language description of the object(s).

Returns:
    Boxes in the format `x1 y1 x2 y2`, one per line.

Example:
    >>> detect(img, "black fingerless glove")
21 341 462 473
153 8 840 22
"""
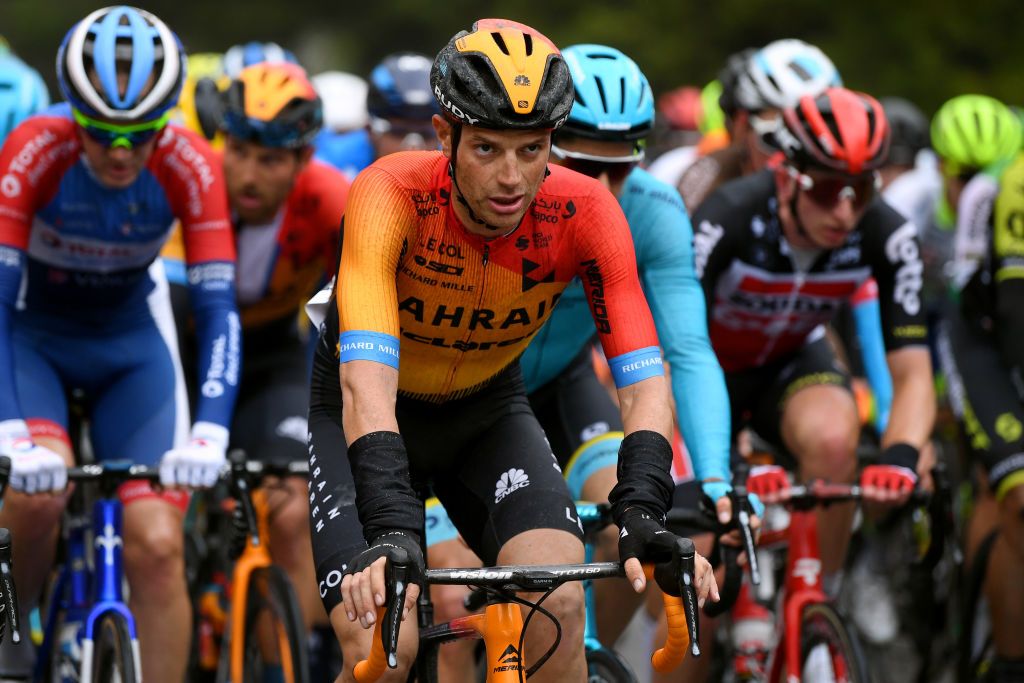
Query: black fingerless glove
344 530 425 587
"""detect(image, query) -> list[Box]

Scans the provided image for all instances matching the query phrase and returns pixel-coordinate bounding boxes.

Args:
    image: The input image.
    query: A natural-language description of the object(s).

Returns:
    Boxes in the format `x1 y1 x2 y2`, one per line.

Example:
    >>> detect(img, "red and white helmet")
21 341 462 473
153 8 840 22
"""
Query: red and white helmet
773 87 890 174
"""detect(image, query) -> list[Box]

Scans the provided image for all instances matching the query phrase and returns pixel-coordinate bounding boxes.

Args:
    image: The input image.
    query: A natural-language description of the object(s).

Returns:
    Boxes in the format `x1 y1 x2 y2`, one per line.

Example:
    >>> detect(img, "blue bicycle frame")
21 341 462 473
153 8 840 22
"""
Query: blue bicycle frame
36 475 143 681
576 502 610 654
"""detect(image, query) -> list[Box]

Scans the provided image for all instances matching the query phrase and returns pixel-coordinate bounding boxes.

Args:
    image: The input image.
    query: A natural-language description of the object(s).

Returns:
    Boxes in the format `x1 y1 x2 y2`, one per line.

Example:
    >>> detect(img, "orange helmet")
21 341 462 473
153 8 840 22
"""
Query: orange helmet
221 62 322 148
430 18 573 130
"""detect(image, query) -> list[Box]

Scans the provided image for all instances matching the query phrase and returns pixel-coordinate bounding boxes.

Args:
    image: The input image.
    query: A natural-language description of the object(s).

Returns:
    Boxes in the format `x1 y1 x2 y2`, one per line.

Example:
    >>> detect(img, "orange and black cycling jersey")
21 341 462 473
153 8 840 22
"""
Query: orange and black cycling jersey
333 151 662 403
163 158 348 330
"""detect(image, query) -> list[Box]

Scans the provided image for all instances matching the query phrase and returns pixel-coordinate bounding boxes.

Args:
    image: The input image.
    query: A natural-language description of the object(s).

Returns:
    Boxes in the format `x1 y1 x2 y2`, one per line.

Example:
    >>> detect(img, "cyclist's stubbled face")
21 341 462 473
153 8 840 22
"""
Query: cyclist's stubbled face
776 167 871 249
223 136 310 224
433 115 551 234
77 129 158 189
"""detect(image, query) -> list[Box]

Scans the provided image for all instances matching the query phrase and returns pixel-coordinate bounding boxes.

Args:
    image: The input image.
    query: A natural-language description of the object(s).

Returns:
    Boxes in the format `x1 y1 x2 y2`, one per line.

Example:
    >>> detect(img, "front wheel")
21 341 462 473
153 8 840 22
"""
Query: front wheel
799 602 868 683
586 646 638 683
91 612 140 683
219 565 309 683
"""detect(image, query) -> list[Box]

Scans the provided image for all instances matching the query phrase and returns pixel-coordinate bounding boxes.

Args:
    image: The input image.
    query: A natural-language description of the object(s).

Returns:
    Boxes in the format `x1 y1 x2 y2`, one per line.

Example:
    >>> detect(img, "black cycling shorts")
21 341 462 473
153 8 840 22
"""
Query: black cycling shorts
725 336 852 455
528 346 624 499
230 332 311 463
937 308 1024 499
307 333 583 615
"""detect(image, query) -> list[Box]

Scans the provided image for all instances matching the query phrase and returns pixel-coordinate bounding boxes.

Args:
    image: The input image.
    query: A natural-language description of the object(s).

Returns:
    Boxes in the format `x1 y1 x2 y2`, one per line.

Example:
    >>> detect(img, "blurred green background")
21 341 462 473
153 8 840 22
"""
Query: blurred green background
4 0 1022 115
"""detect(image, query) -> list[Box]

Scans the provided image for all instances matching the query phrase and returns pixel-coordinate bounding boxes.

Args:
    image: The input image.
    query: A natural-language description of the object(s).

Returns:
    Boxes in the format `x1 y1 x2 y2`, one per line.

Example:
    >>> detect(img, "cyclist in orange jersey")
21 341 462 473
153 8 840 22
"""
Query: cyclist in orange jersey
304 19 718 682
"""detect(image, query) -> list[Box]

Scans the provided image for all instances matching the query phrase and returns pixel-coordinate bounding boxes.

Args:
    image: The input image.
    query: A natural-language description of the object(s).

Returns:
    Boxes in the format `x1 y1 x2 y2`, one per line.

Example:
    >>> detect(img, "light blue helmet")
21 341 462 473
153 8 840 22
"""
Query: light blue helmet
222 41 299 79
0 55 50 142
560 44 654 142
57 6 185 122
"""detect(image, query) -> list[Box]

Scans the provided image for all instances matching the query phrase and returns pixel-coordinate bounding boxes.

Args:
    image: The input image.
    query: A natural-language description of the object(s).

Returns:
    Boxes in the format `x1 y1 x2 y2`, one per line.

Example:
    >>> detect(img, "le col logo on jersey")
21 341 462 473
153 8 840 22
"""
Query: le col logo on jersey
434 86 480 125
494 468 530 503
884 222 923 316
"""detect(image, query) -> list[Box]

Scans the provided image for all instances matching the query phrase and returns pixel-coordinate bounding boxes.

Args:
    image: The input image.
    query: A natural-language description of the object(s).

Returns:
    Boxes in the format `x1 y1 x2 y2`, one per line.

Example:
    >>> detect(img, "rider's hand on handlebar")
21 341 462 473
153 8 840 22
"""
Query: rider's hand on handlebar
860 464 917 504
746 465 791 505
341 530 423 628
0 420 67 494
160 422 229 489
619 509 720 606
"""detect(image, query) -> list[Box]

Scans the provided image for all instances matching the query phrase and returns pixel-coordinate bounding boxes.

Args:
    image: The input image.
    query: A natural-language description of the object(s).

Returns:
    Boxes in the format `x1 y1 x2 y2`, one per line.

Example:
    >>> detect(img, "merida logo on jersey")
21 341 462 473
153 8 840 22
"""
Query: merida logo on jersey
580 259 610 333
434 86 479 125
884 222 923 316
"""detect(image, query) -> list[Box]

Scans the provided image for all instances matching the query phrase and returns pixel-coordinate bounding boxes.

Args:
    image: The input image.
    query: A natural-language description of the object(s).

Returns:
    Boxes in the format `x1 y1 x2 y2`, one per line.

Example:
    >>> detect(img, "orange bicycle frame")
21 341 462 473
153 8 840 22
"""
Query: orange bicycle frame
228 488 297 682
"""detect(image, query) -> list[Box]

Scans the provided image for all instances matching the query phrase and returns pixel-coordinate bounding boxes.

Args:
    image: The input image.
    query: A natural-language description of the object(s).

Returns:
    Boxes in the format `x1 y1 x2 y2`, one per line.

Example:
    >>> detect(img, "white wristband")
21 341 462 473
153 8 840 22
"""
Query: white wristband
190 421 230 452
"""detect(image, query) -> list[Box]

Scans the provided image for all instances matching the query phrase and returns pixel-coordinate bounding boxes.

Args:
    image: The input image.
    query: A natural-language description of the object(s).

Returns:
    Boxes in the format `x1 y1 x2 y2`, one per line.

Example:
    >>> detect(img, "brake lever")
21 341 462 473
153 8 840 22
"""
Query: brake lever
0 529 21 643
382 550 411 669
655 537 701 657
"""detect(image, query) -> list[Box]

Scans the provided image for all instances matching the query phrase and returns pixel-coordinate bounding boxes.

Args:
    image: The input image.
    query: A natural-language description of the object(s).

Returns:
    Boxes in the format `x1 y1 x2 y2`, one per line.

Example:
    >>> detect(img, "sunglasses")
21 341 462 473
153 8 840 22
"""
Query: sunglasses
788 167 881 210
221 110 314 149
550 144 640 184
72 109 169 149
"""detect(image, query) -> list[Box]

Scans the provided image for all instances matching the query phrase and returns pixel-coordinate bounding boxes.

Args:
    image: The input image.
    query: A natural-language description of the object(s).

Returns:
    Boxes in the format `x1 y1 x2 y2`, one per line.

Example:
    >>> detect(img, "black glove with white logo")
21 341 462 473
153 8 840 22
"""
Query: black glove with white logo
616 507 680 565
344 530 425 588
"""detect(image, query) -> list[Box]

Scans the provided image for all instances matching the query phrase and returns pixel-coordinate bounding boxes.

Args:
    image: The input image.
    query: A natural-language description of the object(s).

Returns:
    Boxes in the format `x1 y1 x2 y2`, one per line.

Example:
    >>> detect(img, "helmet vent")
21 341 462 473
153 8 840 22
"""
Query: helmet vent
523 33 534 56
573 86 586 107
619 78 626 114
490 32 510 56
594 77 608 114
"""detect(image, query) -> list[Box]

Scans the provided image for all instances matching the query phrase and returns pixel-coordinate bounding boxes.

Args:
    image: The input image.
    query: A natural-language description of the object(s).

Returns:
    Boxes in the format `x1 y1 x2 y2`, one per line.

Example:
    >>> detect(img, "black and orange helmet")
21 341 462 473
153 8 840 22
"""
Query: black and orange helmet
430 18 573 130
773 87 890 175
221 62 322 148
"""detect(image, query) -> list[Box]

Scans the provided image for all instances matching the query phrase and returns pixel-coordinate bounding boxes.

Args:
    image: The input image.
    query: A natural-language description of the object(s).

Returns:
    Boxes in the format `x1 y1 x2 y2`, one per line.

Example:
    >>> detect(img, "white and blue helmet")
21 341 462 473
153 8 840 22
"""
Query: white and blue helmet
560 44 654 142
0 54 50 142
57 5 185 122
223 41 299 79
734 39 841 112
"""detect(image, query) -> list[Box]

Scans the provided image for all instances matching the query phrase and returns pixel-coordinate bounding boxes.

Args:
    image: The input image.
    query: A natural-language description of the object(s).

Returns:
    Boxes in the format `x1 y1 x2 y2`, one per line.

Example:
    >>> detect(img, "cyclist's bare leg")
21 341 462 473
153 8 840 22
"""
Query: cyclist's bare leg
426 538 480 683
497 529 586 682
123 498 189 683
585 464 644 644
780 384 859 577
329 602 419 683
0 435 72 627
266 476 327 630
986 485 1024 658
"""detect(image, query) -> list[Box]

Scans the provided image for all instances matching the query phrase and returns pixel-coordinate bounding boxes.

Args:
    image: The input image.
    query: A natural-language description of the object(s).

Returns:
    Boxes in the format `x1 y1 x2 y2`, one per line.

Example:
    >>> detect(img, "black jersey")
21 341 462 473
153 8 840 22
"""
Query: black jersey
692 170 928 372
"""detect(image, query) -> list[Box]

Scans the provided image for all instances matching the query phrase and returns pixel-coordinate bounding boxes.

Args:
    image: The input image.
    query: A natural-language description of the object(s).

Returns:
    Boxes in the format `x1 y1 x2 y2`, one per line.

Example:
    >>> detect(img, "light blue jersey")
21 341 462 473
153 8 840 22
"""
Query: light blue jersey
520 167 730 484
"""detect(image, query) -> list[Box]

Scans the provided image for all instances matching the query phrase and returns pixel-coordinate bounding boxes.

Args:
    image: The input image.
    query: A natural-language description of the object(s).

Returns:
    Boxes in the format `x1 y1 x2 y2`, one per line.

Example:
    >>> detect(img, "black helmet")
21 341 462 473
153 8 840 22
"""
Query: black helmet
430 18 573 130
880 96 929 167
367 52 439 121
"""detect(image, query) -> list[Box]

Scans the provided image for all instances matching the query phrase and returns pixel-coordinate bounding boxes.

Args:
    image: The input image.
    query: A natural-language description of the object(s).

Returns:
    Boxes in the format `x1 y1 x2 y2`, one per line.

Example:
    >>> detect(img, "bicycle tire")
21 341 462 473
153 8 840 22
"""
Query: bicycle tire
585 647 639 683
798 602 869 683
91 611 139 683
227 565 310 683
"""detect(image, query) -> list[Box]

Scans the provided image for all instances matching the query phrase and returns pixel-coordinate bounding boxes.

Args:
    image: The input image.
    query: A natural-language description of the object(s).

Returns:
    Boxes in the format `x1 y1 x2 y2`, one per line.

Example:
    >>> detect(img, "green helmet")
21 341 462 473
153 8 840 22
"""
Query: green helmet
931 94 1022 174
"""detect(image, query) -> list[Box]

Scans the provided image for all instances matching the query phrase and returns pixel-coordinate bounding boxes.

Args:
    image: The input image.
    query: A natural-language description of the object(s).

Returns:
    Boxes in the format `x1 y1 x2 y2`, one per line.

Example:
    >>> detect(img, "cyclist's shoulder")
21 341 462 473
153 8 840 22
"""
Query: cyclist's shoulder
0 103 79 166
288 158 350 219
623 167 687 215
996 152 1024 197
696 168 774 222
353 150 446 195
